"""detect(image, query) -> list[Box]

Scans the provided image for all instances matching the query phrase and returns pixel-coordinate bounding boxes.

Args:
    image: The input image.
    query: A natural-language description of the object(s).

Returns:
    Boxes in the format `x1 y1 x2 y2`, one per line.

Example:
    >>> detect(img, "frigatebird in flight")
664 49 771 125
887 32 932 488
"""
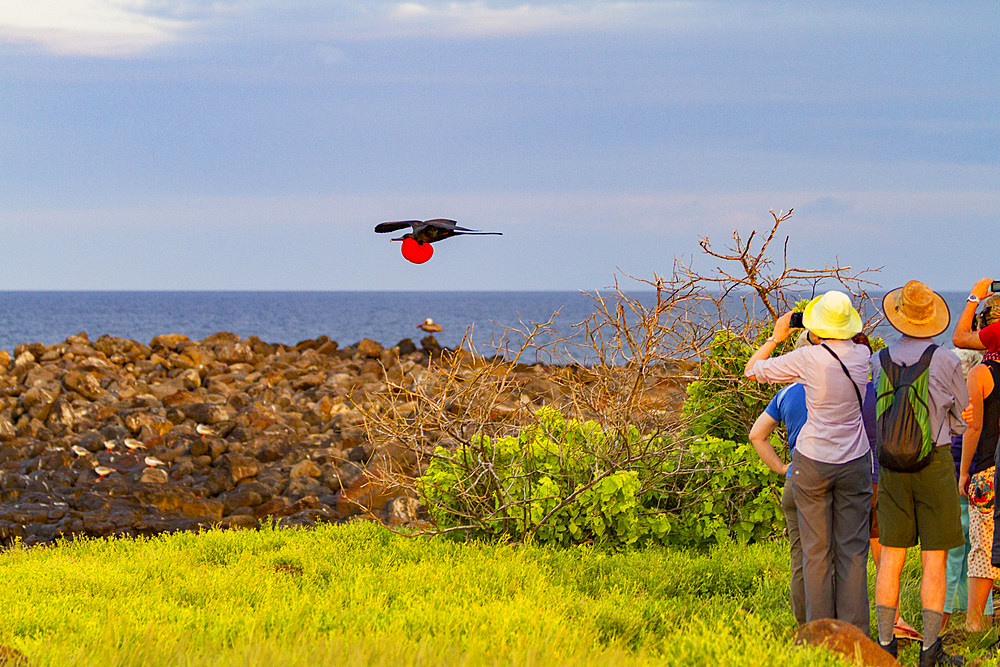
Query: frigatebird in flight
374 219 502 244
375 219 501 264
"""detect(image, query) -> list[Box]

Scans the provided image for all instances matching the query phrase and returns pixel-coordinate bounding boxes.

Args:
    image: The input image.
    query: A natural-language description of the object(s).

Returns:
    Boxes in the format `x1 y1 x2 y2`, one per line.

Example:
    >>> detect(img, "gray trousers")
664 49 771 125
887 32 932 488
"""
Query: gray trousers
791 449 873 634
781 481 807 625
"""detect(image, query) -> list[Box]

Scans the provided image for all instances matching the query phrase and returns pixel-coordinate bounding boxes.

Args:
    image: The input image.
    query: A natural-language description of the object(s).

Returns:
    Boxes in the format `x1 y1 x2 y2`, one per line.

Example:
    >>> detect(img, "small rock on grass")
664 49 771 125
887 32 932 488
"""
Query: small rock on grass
793 619 899 667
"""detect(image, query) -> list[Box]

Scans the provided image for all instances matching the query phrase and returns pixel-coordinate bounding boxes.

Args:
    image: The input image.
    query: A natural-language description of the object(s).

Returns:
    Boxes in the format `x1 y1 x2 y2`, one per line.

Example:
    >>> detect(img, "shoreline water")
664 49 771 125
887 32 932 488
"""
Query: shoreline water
0 290 972 358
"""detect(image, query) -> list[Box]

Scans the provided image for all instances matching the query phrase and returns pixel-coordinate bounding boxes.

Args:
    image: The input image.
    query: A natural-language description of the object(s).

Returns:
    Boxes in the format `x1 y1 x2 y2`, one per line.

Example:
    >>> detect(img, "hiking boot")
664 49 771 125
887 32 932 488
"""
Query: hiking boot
919 638 965 667
879 636 898 658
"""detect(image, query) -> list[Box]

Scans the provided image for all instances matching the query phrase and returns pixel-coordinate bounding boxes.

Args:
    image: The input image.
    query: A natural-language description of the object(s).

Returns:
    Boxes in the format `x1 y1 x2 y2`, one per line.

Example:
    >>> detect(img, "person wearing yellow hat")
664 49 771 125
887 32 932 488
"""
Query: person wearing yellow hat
871 280 967 666
744 290 872 635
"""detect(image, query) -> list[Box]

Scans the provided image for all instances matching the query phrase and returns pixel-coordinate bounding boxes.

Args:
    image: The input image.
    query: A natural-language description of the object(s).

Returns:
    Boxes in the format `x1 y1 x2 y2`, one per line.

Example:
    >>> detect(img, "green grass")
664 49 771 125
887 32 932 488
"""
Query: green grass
0 522 986 666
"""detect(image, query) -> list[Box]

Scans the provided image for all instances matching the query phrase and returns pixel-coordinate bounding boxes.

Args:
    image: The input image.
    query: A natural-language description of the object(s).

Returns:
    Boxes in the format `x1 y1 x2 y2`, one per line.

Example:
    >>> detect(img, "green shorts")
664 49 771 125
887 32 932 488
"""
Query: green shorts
876 445 963 551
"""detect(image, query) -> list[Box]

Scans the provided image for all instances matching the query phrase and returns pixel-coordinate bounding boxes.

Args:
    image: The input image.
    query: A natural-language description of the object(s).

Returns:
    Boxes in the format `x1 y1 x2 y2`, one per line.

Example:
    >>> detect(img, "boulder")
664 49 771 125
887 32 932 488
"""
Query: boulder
792 619 899 667
184 403 230 425
140 468 169 484
62 370 104 400
221 454 260 483
216 343 255 365
149 334 190 351
289 460 322 479
356 339 383 359
420 335 442 355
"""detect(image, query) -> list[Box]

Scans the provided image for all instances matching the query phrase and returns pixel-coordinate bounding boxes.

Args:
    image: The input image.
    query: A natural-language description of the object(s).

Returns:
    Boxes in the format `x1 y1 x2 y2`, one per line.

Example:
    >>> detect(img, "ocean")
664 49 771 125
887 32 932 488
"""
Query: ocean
0 290 974 358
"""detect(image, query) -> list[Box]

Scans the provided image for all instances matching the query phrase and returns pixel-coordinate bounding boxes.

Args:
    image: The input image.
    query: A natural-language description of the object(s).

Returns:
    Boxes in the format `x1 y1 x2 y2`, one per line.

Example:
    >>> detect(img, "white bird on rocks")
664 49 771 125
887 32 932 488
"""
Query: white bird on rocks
124 438 144 451
94 465 114 477
416 318 443 333
103 440 116 452
71 445 89 457
196 424 216 437
144 456 166 468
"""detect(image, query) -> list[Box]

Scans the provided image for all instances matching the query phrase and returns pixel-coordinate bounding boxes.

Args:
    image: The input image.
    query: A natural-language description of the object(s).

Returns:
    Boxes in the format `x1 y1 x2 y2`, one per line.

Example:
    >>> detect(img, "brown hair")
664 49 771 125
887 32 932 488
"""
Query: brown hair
978 295 1000 329
851 332 872 352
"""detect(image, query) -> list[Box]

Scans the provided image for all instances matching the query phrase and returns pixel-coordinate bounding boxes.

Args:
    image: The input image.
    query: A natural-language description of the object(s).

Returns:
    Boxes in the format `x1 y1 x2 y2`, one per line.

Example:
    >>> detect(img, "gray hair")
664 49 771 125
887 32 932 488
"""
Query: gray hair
952 347 984 379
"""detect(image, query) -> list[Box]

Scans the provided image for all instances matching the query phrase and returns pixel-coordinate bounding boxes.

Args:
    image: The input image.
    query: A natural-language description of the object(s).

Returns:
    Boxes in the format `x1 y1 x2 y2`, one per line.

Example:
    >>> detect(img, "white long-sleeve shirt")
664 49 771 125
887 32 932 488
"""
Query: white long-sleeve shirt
748 338 870 465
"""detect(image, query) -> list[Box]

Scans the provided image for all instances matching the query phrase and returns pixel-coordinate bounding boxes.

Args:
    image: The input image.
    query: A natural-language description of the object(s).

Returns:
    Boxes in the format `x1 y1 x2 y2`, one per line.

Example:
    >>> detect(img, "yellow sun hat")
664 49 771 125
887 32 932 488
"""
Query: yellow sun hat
801 290 863 340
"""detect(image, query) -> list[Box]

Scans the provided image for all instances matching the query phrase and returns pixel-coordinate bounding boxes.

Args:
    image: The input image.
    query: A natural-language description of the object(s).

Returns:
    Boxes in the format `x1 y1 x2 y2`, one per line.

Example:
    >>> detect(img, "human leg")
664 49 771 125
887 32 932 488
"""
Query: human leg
943 496 972 631
965 466 1000 631
872 482 919 637
876 545 907 646
875 465 918 648
911 448 965 665
921 549 965 666
921 550 949 620
831 453 872 633
790 451 835 622
781 481 806 625
966 578 993 632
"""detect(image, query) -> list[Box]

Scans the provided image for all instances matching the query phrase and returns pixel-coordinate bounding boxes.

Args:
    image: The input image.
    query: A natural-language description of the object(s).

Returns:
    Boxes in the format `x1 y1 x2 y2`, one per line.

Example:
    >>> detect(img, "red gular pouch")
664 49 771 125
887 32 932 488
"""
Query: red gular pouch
401 237 433 264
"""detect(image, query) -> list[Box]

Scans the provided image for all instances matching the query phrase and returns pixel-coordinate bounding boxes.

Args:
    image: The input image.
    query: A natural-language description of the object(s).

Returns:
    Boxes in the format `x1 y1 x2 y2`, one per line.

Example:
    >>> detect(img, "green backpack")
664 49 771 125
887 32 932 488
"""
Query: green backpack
875 345 937 472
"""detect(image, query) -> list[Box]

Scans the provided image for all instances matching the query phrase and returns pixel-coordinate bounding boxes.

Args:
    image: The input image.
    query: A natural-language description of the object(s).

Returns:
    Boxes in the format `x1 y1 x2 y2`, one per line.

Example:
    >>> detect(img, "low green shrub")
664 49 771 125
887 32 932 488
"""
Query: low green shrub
667 435 784 547
421 408 783 548
422 408 666 548
682 325 790 443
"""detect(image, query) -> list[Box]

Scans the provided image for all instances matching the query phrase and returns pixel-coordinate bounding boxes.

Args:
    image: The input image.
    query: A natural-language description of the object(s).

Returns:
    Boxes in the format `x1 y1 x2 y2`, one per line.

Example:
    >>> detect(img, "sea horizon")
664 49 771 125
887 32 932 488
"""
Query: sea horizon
0 289 974 357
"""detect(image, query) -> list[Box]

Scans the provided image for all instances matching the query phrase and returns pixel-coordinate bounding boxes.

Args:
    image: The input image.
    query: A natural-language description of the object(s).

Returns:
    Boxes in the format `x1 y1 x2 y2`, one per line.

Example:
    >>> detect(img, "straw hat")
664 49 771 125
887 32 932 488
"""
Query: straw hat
882 280 950 338
801 290 863 340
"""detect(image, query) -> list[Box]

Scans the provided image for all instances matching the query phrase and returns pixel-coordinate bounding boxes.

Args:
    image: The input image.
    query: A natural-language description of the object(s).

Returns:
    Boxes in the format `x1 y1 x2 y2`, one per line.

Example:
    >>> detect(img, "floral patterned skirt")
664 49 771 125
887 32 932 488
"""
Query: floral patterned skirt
968 466 1000 579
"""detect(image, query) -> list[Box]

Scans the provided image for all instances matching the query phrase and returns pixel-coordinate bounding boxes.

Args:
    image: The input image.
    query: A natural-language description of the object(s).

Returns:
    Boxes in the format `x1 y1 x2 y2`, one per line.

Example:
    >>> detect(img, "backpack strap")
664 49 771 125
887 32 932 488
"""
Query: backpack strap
914 343 938 372
877 344 937 383
820 343 865 414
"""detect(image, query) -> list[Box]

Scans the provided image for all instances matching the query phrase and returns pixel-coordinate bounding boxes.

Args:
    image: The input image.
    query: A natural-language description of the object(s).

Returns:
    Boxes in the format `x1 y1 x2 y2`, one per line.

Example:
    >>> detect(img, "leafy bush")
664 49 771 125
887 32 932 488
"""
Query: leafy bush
421 408 784 548
673 435 784 546
682 327 782 442
682 312 885 443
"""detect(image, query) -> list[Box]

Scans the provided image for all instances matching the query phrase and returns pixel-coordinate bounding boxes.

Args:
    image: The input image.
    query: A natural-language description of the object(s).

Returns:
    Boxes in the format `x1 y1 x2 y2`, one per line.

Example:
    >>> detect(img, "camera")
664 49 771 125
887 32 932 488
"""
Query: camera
992 280 1000 294
790 312 804 329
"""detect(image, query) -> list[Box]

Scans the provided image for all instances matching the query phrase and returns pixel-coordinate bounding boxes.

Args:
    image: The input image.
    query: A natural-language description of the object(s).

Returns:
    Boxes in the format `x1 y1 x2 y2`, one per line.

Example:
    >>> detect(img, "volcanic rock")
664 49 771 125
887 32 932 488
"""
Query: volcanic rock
0 328 691 548
793 619 898 667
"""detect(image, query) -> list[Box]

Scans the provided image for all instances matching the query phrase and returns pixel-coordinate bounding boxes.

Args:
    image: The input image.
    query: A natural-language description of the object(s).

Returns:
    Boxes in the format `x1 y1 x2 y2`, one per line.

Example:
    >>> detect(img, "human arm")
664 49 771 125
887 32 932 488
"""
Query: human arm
953 277 992 350
959 364 990 497
748 410 789 475
744 311 796 381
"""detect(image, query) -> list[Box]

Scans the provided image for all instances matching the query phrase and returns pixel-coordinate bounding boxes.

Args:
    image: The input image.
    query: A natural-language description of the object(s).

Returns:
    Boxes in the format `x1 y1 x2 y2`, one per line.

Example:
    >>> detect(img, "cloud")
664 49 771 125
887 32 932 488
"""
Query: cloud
378 1 704 38
0 1 691 57
0 0 193 56
386 1 626 37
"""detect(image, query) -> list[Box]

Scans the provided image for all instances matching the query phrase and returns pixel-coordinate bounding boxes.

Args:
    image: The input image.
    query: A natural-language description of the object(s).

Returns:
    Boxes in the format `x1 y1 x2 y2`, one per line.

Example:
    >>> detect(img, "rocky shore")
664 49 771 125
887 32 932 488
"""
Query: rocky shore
0 330 690 548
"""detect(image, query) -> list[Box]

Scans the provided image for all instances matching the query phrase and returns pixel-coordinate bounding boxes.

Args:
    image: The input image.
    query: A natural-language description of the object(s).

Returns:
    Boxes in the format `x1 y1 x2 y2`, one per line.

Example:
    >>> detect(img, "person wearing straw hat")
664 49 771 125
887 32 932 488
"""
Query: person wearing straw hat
872 280 967 666
744 290 872 635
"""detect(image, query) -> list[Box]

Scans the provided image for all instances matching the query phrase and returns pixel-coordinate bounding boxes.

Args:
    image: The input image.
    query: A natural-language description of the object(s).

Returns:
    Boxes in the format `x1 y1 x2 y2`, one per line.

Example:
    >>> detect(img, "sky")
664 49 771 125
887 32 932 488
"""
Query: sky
0 1 997 292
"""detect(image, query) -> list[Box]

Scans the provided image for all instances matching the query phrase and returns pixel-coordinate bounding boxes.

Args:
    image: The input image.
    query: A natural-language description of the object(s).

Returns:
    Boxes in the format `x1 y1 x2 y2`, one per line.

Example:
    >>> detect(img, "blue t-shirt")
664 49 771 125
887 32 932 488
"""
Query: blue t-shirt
765 383 808 478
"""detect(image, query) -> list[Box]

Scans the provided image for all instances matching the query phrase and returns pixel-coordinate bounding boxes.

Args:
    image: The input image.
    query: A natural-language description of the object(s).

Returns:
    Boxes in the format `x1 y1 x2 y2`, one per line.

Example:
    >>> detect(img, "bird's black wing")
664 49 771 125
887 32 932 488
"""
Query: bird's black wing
425 219 498 234
374 220 420 234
